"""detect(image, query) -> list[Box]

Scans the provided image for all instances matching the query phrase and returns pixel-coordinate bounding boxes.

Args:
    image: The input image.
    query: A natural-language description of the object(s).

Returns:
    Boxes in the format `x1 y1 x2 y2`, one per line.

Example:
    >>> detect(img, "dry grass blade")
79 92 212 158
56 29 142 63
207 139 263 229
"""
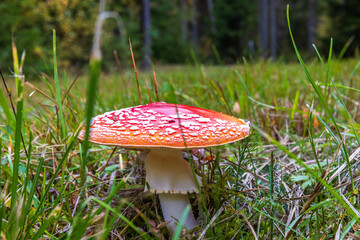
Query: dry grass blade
341 194 360 218
0 68 16 114
61 73 80 104
152 70 159 102
26 81 57 104
239 212 258 240
328 147 360 183
129 38 142 104
197 207 224 240
284 170 329 240
284 135 351 239
114 50 122 73
26 81 78 116
96 147 118 173
1 65 28 158
145 79 151 103
334 175 360 190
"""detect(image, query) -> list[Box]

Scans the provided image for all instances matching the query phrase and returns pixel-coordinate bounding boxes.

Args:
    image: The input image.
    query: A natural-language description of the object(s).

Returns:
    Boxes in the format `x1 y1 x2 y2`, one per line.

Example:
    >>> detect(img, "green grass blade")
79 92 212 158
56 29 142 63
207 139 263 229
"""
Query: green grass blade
53 29 66 139
312 44 353 122
89 197 150 239
80 58 101 199
31 216 54 239
287 4 354 189
340 218 357 239
22 131 33 197
269 153 274 239
10 40 25 220
27 132 78 229
235 70 258 125
0 85 15 127
324 38 333 100
338 36 354 60
172 205 191 240
317 83 360 94
253 124 360 224
0 136 4 232
212 45 224 65
308 112 321 170
190 49 204 79
345 59 360 84
251 206 306 239
290 90 300 121
0 192 4 232
286 6 341 137
209 79 232 115
285 199 332 237
23 157 44 224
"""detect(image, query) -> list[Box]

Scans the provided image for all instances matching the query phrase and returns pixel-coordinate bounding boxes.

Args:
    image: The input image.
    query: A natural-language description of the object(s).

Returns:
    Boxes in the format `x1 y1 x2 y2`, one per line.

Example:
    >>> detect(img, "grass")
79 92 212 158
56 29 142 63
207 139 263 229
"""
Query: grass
1 14 360 240
0 56 360 239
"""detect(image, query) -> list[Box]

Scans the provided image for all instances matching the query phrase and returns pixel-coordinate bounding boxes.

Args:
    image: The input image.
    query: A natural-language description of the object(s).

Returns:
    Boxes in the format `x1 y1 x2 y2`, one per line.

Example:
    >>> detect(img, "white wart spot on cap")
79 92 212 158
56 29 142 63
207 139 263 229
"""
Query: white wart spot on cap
215 119 227 124
149 130 157 135
103 118 114 124
196 117 211 123
129 120 141 124
165 128 177 135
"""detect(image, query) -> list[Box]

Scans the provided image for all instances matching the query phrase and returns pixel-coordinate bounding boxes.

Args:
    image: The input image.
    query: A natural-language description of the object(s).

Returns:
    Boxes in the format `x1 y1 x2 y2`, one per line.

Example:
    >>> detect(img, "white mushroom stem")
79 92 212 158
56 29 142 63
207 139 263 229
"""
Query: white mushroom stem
158 193 197 235
144 148 201 235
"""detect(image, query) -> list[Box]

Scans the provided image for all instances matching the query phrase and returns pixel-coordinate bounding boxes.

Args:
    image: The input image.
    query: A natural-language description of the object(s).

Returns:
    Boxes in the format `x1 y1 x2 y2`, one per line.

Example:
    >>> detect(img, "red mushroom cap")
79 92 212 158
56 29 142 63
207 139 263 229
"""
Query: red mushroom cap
78 102 250 149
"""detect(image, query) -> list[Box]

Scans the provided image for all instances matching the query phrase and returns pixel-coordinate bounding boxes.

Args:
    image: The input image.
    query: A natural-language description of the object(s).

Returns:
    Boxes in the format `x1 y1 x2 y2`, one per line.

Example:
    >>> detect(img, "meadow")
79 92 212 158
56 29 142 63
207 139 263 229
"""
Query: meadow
1 17 360 240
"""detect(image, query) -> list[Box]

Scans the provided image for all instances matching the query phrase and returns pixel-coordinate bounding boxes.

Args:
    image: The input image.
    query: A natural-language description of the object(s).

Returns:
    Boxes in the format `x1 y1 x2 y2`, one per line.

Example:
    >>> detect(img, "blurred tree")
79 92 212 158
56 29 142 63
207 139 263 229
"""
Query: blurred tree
191 0 199 51
0 0 98 73
105 0 141 67
206 0 216 35
0 0 49 73
307 0 316 52
213 0 257 62
258 1 320 59
151 0 189 63
270 0 278 60
0 0 338 71
142 0 151 69
276 1 312 57
322 0 360 57
180 0 188 43
259 0 269 57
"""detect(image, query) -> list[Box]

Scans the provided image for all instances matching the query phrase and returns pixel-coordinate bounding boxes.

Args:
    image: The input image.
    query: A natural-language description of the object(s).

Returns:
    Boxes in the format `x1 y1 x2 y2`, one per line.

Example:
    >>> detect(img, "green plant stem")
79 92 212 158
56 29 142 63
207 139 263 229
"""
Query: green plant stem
53 29 66 139
80 58 101 198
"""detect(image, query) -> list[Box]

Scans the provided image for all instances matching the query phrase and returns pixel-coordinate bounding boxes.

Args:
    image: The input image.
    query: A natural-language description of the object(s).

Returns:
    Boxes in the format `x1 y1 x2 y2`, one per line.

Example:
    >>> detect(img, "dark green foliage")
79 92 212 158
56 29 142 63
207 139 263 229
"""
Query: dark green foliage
0 0 49 72
0 0 98 73
3 0 353 71
151 0 189 63
213 0 257 61
104 0 142 67
322 0 360 57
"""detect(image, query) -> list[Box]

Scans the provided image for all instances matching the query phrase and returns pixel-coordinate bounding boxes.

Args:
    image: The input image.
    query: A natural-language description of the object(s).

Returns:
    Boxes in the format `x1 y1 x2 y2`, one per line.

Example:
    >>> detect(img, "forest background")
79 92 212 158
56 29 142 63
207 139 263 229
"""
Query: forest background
0 0 359 73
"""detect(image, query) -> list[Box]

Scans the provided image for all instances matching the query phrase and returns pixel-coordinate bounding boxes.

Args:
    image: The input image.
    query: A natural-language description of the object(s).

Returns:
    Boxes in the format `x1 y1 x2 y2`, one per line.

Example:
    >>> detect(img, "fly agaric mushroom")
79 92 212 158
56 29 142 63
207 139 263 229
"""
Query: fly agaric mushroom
78 102 250 235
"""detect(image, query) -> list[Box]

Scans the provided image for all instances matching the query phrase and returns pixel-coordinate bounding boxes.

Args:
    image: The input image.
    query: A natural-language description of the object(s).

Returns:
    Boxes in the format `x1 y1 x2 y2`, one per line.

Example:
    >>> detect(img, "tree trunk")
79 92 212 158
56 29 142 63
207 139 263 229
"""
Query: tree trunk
270 0 277 60
180 0 187 43
307 0 316 52
259 0 268 57
206 0 217 34
142 0 151 69
191 0 198 51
